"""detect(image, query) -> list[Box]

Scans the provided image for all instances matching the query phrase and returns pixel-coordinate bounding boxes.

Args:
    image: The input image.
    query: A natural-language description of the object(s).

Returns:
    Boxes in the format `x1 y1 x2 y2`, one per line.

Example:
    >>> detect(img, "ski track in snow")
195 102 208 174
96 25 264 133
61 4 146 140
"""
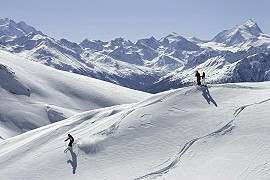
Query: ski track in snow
136 98 270 180
90 88 185 138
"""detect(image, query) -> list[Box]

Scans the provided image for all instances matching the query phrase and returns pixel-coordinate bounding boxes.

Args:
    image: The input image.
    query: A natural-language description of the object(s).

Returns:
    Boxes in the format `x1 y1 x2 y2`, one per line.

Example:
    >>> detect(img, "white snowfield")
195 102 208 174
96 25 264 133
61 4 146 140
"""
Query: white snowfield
0 82 270 179
0 50 148 139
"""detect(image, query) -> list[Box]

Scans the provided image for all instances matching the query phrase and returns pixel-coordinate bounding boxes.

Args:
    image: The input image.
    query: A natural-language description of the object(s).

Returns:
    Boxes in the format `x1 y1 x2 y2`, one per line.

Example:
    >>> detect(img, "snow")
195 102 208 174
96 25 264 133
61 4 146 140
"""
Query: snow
0 18 41 41
1 17 270 180
2 18 270 93
0 50 149 139
0 81 270 179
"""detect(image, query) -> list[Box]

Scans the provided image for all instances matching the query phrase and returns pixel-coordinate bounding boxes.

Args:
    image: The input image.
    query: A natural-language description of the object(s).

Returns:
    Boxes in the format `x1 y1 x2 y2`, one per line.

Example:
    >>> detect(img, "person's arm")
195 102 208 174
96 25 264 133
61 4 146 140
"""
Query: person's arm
64 137 69 141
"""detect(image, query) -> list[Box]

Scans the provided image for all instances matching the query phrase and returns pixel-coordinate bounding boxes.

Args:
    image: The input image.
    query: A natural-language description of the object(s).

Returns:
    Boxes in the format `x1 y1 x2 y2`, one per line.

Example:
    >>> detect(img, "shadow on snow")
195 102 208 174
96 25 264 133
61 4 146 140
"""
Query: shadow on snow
201 86 218 107
66 147 77 174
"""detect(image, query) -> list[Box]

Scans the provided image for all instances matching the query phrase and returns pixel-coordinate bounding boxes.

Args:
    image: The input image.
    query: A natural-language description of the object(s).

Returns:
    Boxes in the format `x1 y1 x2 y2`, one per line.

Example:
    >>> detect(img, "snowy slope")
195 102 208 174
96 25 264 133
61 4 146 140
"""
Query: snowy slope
0 82 270 179
0 50 148 139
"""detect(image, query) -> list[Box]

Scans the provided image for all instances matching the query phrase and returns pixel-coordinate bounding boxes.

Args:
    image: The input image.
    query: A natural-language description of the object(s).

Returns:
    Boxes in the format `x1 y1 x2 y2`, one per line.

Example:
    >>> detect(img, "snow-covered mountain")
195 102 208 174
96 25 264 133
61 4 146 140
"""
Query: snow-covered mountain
0 50 148 139
1 18 270 93
1 82 270 179
0 18 43 42
212 19 264 47
160 32 200 51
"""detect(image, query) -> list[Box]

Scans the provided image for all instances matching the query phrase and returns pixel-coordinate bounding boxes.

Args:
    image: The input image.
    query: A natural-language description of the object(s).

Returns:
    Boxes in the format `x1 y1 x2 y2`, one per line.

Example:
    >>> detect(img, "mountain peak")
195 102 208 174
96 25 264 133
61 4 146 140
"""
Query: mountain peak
169 32 180 36
244 19 256 27
212 19 264 45
0 18 43 41
0 18 11 23
244 19 262 34
0 18 17 27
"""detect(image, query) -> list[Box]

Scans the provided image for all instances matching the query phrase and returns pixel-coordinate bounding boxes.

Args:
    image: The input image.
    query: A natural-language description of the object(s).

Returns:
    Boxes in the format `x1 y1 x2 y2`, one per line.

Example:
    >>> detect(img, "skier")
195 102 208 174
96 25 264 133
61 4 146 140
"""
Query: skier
201 72 206 86
64 134 74 153
195 71 201 85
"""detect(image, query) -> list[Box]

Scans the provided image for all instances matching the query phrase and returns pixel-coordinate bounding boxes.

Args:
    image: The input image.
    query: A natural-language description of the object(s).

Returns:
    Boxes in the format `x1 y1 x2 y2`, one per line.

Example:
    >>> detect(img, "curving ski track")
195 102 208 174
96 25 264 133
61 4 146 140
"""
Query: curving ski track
136 98 270 180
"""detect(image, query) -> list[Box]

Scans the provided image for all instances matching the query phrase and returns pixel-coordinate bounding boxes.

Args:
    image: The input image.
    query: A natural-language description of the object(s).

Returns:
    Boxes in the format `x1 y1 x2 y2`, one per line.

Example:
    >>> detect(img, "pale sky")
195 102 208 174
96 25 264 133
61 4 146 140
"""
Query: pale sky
1 0 269 42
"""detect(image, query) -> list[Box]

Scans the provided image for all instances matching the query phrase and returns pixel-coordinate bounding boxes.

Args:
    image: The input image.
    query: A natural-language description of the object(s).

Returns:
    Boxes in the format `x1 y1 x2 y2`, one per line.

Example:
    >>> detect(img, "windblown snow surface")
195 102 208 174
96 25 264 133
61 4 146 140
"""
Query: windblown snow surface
1 82 270 179
0 50 148 139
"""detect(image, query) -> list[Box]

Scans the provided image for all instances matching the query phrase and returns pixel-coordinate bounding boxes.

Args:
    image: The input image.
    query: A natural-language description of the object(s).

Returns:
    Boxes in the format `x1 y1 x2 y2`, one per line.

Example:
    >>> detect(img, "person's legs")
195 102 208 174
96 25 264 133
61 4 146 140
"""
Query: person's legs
197 77 201 85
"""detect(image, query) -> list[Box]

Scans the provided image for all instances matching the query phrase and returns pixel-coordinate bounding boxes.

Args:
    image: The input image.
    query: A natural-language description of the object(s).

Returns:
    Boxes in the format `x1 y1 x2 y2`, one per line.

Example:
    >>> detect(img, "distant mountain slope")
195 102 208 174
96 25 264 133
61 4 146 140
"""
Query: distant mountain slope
0 82 270 179
212 19 263 47
1 18 270 93
149 50 270 93
0 50 149 139
0 18 43 41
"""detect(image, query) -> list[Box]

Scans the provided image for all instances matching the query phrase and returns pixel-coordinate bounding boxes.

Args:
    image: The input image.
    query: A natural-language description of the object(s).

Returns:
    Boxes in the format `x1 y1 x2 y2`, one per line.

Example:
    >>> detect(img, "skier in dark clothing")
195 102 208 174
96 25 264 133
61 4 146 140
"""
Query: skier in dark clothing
195 71 201 85
64 134 74 153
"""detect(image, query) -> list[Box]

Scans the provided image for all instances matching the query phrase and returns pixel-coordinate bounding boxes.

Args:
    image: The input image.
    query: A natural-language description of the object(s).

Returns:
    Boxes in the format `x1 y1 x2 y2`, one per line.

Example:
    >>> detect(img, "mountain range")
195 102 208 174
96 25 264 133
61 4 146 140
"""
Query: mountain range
1 18 270 93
